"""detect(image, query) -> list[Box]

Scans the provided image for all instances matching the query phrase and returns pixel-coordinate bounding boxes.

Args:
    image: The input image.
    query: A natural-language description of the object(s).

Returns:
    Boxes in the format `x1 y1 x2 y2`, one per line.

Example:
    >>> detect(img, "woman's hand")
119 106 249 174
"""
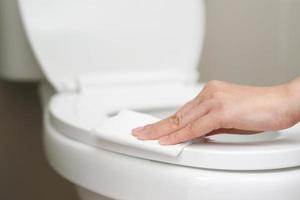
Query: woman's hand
132 78 300 145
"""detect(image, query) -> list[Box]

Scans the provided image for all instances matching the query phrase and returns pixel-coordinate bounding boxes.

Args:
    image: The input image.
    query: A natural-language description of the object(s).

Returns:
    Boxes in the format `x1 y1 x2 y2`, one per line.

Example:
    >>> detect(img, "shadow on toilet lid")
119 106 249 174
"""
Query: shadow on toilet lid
207 131 281 144
48 86 300 171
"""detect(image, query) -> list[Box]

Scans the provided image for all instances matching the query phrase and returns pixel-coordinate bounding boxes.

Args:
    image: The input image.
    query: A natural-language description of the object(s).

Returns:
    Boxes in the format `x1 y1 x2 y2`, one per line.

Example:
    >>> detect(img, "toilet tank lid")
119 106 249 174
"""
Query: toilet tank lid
18 0 205 92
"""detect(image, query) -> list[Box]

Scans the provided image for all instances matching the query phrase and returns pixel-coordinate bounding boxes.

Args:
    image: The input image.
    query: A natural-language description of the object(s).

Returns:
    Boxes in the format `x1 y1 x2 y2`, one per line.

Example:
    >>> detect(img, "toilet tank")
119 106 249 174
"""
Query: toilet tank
0 0 43 81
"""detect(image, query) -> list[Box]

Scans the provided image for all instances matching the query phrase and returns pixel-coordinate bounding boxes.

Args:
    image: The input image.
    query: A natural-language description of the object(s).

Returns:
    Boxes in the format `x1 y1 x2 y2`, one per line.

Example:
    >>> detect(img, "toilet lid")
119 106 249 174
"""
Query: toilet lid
48 84 300 171
18 0 205 91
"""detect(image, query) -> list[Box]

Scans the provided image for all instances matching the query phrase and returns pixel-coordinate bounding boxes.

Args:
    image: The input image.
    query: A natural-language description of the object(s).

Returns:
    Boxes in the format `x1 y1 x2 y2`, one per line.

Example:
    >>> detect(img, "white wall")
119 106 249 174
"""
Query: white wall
200 0 300 85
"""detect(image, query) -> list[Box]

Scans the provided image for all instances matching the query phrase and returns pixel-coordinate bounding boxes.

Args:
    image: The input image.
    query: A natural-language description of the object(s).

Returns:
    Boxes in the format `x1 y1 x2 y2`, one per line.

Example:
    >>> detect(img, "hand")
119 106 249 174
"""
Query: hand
132 79 300 145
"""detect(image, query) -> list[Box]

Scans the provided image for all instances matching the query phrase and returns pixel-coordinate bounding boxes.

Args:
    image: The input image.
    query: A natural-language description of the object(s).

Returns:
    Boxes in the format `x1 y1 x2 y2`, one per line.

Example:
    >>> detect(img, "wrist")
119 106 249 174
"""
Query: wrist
285 77 300 124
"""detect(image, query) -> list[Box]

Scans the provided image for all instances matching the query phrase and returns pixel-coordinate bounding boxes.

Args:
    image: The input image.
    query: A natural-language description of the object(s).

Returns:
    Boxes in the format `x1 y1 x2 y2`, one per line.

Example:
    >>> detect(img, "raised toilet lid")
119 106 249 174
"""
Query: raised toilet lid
48 84 300 171
18 0 205 91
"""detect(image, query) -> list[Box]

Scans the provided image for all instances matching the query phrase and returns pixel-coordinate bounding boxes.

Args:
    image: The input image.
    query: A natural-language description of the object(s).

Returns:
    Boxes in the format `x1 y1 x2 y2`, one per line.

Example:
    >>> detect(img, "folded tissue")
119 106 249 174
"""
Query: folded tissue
93 110 190 157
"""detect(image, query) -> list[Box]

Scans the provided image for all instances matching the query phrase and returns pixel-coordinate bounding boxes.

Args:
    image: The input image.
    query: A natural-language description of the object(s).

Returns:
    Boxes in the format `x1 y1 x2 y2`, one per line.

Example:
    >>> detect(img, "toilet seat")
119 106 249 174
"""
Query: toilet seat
44 103 300 200
48 84 300 171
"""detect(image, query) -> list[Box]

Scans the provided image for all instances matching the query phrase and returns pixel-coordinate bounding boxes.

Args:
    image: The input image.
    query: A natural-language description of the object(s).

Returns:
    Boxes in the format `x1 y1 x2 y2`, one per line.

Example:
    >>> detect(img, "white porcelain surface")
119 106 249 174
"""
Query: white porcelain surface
45 110 300 200
76 186 112 200
18 0 205 91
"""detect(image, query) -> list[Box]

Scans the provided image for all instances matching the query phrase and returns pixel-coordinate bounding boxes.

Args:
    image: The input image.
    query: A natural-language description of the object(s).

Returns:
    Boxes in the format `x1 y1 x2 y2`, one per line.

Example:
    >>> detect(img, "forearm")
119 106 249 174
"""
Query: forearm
286 76 300 124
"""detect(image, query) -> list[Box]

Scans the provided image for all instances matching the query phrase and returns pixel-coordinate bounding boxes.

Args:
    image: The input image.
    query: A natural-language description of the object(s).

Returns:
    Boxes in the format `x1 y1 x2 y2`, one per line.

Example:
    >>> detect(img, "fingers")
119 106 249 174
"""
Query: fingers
181 101 212 124
175 99 198 118
132 82 230 144
132 101 212 140
132 88 209 140
159 113 220 145
206 129 261 136
132 115 182 140
176 89 206 116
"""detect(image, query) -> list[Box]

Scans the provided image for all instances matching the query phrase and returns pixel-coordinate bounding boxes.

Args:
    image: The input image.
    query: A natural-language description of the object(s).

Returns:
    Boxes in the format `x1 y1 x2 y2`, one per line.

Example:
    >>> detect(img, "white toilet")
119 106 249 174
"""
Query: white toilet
1 0 300 200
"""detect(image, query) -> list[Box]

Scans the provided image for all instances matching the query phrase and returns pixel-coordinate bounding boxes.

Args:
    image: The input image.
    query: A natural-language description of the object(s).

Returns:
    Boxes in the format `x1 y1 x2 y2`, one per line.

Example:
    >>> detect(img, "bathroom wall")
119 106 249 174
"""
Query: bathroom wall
0 0 300 200
200 0 300 85
0 81 78 200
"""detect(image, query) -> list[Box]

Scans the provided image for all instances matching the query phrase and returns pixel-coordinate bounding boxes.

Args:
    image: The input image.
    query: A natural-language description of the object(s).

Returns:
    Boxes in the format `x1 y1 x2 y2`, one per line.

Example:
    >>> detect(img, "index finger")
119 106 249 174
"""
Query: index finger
132 114 182 140
132 100 211 140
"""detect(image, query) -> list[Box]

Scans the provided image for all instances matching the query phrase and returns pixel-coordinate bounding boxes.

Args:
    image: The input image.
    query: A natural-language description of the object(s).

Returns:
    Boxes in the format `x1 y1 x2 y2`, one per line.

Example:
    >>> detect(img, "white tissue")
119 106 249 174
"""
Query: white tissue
93 110 189 157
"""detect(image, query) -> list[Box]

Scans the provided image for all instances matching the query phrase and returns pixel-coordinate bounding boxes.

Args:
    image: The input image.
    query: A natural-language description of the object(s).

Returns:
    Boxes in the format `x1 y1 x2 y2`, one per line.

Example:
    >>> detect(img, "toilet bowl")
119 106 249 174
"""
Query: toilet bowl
42 82 300 200
1 0 300 199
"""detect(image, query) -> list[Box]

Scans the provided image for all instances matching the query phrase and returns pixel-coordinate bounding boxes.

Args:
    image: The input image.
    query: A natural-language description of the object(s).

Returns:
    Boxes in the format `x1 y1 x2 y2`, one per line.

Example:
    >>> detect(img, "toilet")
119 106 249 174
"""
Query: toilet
1 0 300 199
